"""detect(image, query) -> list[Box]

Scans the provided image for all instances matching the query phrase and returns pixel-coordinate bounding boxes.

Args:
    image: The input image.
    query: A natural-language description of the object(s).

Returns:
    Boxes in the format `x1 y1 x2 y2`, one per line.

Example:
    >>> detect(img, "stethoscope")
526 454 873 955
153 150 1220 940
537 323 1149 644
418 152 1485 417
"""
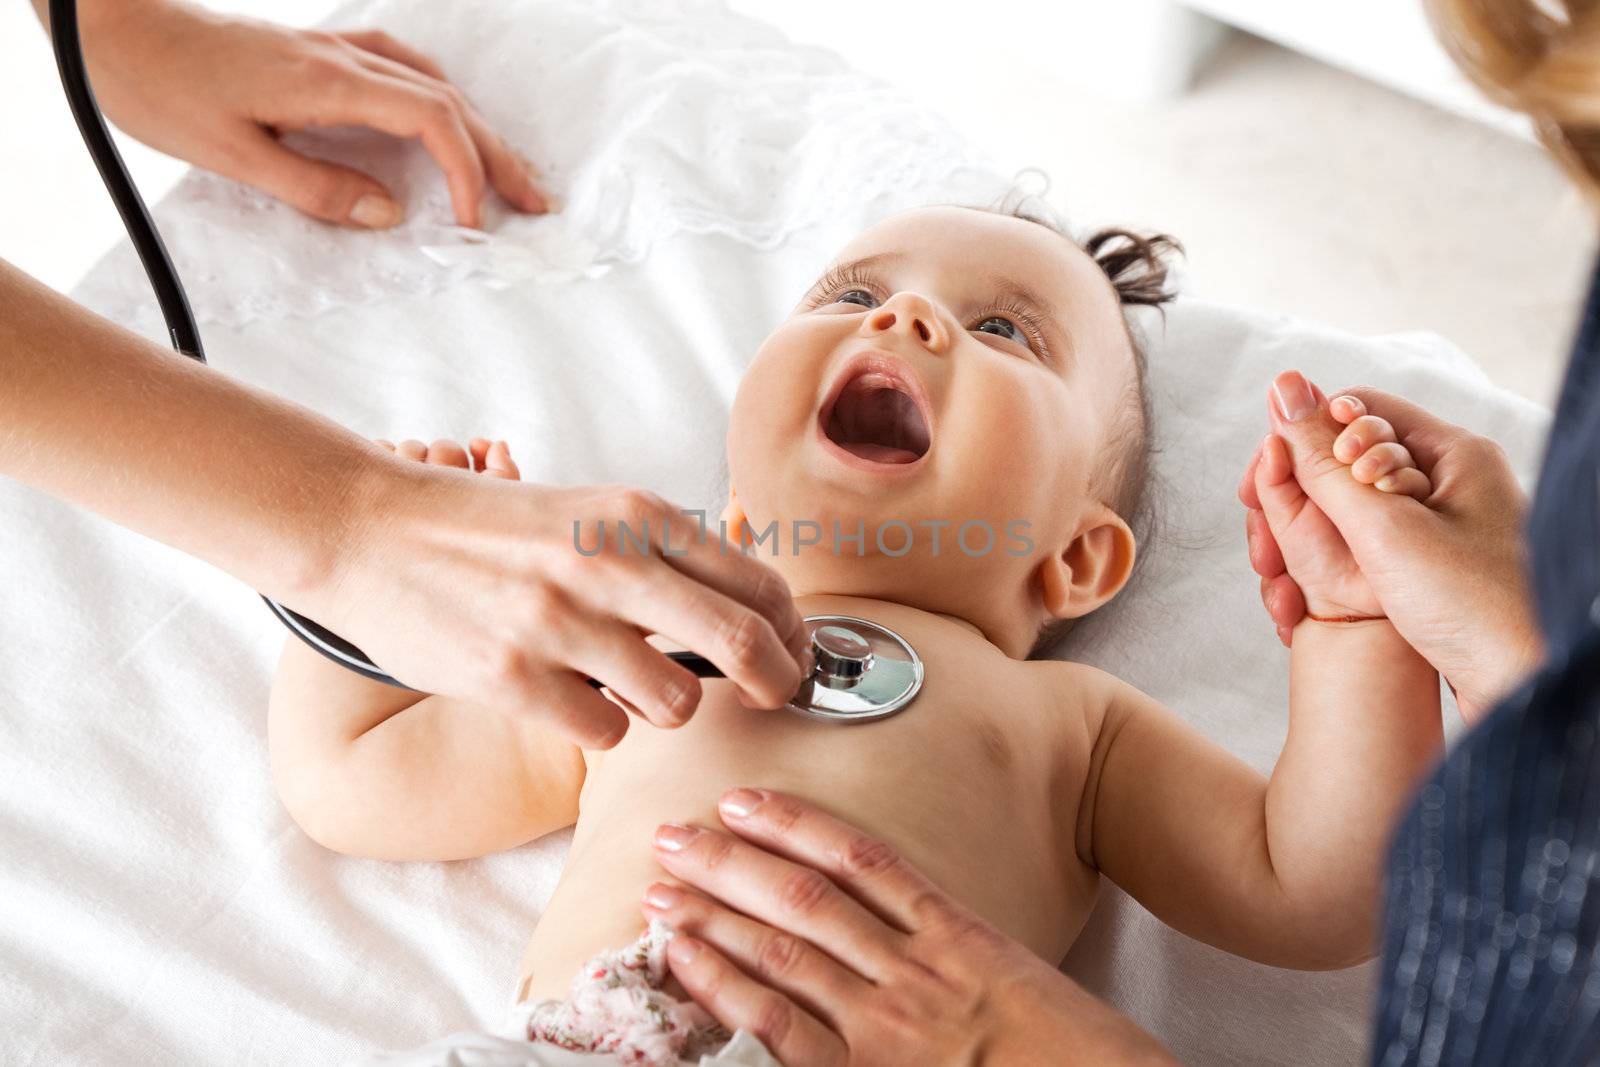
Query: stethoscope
46 0 925 724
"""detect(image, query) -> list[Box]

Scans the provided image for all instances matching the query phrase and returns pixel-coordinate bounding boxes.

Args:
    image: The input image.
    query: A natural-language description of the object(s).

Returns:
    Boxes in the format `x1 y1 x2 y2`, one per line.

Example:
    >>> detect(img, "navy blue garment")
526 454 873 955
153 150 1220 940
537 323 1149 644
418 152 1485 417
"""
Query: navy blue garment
1370 255 1600 1066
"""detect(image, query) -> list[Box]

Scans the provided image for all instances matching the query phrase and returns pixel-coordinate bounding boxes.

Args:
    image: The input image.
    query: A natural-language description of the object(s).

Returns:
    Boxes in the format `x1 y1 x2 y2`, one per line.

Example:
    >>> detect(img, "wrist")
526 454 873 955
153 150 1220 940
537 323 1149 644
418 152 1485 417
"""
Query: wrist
1292 613 1416 658
985 966 1177 1067
1303 610 1386 625
279 442 403 622
1297 609 1393 633
1448 618 1545 723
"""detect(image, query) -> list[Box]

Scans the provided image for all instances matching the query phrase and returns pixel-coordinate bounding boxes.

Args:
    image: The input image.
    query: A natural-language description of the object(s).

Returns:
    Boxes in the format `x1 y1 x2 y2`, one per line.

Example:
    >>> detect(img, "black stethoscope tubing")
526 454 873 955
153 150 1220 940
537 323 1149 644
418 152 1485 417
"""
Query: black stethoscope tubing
46 0 721 692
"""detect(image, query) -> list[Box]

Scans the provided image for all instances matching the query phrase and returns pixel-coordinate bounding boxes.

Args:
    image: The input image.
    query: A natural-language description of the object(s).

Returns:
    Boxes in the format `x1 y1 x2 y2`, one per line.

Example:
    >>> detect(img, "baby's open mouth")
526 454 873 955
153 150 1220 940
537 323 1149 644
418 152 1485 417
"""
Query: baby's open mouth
820 363 932 465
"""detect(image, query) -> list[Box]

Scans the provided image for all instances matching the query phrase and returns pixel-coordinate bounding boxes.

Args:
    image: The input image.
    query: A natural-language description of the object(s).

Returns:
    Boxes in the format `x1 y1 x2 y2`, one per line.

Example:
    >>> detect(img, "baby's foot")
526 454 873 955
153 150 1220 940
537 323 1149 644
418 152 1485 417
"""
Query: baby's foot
374 436 521 480
1327 396 1430 500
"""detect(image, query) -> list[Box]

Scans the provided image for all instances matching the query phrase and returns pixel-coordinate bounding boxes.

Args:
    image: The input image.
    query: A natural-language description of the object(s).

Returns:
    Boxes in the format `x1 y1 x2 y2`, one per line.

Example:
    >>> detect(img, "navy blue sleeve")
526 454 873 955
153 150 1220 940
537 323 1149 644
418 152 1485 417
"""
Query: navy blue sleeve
1370 256 1600 1066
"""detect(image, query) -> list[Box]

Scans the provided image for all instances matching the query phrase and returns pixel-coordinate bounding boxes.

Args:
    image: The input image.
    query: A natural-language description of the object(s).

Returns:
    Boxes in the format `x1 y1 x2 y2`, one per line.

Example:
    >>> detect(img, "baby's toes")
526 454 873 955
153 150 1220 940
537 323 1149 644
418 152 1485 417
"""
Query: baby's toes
426 438 471 469
1332 414 1396 464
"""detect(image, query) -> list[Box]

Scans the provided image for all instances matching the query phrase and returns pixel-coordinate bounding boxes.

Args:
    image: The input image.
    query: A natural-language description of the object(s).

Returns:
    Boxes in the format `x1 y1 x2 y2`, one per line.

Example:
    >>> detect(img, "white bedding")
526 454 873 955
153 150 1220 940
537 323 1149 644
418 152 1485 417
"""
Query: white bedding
1 1 1553 1064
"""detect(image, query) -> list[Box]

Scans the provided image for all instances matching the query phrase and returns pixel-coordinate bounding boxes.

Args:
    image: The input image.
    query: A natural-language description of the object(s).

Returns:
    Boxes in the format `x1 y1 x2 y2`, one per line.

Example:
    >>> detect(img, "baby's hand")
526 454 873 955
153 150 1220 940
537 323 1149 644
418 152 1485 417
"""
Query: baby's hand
1239 384 1431 642
1325 395 1433 500
375 437 521 480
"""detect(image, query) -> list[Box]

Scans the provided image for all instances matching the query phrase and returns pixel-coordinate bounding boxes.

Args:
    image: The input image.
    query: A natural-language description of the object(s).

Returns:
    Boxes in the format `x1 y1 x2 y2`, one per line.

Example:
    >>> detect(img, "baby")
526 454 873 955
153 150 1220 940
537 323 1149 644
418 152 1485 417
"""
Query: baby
269 204 1446 1065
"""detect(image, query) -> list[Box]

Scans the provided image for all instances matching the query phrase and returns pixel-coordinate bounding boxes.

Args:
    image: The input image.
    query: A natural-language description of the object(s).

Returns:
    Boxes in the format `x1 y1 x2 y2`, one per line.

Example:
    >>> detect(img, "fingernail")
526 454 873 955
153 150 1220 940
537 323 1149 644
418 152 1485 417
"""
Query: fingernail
720 788 766 818
671 937 702 962
1376 475 1396 493
800 647 815 677
1271 372 1317 422
643 883 681 910
349 194 402 229
655 823 700 852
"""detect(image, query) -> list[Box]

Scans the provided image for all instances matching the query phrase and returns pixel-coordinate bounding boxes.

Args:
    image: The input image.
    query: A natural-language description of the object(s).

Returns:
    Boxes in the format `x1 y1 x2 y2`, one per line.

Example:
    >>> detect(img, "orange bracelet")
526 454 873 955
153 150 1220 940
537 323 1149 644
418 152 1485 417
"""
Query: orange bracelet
1305 612 1388 624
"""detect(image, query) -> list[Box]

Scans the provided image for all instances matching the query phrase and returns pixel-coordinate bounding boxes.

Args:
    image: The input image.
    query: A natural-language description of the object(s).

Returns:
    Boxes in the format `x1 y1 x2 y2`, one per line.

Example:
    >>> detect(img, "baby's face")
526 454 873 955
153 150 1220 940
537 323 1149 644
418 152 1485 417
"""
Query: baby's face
726 206 1138 655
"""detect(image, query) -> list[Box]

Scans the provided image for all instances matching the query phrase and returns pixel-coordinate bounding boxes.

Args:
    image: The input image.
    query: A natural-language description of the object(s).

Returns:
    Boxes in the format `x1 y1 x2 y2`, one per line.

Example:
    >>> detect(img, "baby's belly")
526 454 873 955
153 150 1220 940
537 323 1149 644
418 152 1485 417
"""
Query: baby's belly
515 681 1095 1002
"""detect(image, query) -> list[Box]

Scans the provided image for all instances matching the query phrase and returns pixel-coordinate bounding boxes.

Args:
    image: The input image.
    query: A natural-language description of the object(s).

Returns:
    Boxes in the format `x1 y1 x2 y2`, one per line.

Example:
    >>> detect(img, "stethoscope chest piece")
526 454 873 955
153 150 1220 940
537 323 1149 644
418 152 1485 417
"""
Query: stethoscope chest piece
787 614 923 724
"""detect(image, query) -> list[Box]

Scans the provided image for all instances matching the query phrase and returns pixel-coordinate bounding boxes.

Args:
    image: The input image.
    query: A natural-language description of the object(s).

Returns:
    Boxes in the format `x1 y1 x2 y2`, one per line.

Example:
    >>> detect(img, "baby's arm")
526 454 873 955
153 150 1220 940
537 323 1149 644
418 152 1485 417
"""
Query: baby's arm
1075 402 1446 968
1075 623 1440 969
268 438 584 862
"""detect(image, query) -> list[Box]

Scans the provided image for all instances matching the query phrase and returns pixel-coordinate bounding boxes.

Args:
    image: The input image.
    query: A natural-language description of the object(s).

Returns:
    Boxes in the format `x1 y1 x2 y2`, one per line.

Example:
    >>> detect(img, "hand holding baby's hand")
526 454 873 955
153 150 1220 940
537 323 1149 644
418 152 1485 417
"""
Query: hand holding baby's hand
1325 394 1432 500
1239 373 1432 644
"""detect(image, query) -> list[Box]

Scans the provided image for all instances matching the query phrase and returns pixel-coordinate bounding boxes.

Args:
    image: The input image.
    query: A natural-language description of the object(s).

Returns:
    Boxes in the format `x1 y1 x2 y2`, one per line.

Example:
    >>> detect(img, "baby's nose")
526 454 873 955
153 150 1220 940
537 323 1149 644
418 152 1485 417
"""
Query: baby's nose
868 307 931 342
863 294 944 349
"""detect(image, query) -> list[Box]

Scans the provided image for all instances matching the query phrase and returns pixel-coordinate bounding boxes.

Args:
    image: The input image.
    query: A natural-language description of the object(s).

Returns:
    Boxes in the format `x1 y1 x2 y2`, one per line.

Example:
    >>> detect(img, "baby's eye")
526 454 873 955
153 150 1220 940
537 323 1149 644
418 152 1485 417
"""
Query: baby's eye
835 289 877 309
975 315 1023 342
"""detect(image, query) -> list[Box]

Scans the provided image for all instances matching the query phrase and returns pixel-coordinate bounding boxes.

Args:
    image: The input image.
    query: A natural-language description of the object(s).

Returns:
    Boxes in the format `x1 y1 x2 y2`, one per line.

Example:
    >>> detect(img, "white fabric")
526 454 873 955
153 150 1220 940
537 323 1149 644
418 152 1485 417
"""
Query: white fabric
347 1028 780 1067
72 0 1001 333
0 2 1554 1066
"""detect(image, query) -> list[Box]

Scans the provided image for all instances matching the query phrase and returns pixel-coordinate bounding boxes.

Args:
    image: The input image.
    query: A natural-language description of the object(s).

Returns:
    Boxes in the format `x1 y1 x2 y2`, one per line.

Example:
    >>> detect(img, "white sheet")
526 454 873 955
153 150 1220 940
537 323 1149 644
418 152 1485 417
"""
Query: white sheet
1 1 1553 1064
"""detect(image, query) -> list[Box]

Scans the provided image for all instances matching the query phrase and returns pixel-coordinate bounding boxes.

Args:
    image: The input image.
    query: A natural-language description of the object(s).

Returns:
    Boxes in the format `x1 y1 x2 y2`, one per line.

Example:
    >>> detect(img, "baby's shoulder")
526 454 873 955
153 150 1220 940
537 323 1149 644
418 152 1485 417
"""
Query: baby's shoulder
1020 656 1135 700
1016 657 1149 734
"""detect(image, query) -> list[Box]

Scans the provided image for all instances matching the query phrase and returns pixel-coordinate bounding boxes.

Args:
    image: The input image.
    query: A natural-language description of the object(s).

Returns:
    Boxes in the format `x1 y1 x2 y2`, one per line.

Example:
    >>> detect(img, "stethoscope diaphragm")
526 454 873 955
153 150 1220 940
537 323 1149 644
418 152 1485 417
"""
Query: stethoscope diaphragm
786 614 923 724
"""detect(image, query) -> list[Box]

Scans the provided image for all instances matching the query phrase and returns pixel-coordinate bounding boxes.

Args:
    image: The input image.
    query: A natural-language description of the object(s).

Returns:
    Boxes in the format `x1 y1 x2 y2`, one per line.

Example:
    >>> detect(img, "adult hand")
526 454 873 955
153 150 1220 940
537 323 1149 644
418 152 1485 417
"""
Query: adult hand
307 455 812 748
641 789 1177 1066
1239 370 1542 722
55 0 549 228
1 260 800 750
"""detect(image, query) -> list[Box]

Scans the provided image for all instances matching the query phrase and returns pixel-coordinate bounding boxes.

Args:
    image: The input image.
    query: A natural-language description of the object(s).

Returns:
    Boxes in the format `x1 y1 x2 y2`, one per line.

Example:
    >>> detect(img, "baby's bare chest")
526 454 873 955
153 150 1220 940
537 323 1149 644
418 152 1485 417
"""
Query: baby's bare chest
574 657 1099 955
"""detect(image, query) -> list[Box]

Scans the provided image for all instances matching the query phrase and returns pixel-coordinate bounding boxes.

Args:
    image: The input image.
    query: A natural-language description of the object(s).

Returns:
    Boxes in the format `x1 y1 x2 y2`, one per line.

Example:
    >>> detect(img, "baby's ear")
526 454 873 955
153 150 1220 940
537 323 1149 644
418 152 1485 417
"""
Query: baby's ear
1035 505 1137 621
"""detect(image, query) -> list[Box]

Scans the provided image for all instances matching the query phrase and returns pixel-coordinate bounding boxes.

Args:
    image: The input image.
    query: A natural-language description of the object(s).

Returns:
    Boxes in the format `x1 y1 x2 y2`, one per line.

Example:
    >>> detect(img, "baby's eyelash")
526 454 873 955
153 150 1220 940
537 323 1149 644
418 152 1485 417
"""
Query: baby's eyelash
803 269 1054 364
803 263 882 308
981 297 1054 364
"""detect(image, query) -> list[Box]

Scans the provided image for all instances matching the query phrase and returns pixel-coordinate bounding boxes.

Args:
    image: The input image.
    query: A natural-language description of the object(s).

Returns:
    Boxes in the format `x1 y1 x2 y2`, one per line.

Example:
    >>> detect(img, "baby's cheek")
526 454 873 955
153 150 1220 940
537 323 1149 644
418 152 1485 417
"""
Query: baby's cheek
972 414 1085 533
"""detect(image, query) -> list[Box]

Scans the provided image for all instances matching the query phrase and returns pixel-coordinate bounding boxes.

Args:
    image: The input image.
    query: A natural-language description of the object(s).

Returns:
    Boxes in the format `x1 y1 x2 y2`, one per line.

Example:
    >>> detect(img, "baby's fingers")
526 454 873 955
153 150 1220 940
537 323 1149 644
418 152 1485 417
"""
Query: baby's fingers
1348 441 1410 483
1251 432 1311 542
1245 508 1285 579
469 438 521 480
1329 394 1366 426
1374 467 1431 500
1352 442 1433 501
1332 410 1432 500
1332 414 1396 463
1261 573 1306 645
1237 442 1263 509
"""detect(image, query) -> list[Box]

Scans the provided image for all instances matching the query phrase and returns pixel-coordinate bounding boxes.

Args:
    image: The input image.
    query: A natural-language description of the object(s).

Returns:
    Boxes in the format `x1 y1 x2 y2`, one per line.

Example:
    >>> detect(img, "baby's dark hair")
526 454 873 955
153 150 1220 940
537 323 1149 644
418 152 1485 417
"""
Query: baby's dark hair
967 193 1182 658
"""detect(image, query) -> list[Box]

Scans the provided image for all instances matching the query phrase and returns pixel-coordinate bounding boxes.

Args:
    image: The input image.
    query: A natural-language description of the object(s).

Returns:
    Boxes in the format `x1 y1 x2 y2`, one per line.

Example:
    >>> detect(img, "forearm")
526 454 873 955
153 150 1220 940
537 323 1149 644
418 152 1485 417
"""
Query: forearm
0 258 390 608
1266 620 1443 943
30 0 162 35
